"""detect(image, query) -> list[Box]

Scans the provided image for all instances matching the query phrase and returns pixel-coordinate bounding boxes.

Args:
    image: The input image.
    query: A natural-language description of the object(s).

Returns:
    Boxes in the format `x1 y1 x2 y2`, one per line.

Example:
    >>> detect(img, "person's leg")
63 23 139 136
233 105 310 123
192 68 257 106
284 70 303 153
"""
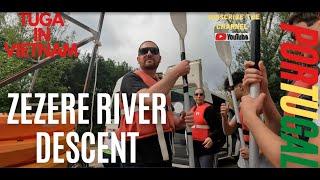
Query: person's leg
198 154 215 168
159 160 173 167
213 153 219 168
194 155 201 168
102 153 122 168
122 161 172 168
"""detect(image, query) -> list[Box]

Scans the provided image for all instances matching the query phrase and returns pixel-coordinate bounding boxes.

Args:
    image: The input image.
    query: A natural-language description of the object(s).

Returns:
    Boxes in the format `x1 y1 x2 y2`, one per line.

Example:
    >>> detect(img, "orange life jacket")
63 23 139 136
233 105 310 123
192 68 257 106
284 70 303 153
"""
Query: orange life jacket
191 103 211 141
116 70 175 140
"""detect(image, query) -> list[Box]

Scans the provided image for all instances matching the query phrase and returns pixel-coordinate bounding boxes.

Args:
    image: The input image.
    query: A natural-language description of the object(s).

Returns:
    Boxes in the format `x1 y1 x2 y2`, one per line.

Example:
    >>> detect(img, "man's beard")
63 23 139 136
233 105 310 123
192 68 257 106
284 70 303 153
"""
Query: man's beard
144 64 158 70
143 60 159 70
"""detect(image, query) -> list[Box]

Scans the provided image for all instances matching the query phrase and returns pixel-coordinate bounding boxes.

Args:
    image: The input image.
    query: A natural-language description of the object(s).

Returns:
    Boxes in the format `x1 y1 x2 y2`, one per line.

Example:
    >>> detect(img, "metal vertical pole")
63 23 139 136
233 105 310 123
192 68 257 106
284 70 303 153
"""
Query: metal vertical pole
74 12 105 132
180 39 195 168
82 13 105 93
249 16 261 168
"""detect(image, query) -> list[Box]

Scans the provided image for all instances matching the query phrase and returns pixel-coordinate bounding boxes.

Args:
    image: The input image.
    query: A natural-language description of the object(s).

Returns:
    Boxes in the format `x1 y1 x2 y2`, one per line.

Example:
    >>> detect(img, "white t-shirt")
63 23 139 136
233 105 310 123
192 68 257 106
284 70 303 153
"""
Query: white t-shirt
237 156 247 168
237 153 274 168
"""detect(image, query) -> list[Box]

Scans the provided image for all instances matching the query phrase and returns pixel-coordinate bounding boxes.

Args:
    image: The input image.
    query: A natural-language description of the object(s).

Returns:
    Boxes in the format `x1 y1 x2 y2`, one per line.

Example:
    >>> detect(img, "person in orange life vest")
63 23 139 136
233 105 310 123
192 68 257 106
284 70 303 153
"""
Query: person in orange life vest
117 40 194 167
219 71 250 168
241 12 320 167
190 88 225 168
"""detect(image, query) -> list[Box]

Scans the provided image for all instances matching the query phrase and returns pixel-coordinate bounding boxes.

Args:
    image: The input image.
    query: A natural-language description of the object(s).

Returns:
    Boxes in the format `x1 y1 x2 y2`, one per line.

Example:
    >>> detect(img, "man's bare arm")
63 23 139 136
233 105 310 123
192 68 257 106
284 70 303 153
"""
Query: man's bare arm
220 103 238 135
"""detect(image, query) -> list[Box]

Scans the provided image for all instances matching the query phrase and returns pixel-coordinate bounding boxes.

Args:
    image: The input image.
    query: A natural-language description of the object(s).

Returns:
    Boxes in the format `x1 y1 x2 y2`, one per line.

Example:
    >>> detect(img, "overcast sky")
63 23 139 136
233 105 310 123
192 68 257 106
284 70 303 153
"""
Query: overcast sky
65 12 243 90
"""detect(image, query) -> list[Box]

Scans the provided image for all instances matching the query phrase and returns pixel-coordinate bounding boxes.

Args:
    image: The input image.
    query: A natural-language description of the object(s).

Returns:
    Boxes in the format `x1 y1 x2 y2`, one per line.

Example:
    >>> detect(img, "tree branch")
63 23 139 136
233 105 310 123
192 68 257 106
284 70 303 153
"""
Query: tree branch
262 12 270 37
271 31 285 61
266 12 274 37
245 41 250 52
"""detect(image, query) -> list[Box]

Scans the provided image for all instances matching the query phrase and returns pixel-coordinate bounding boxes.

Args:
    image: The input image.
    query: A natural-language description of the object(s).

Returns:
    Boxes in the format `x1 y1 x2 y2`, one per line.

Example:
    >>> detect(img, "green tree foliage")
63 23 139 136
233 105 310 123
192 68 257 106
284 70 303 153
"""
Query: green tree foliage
65 54 132 135
62 54 132 95
0 13 133 136
0 13 76 112
0 13 133 125
0 13 33 112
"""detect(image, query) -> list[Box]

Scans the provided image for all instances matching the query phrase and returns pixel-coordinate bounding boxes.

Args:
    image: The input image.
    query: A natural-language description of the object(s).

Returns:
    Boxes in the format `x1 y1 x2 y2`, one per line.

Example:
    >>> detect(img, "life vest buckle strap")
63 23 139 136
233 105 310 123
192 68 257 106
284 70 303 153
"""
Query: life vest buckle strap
191 125 210 129
156 111 169 161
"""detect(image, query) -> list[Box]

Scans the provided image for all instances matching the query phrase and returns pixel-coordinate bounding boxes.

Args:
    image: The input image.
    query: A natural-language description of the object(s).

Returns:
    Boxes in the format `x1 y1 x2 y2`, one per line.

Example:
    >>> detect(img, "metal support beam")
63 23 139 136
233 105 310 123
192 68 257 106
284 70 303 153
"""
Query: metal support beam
61 13 98 37
82 13 105 93
0 37 94 88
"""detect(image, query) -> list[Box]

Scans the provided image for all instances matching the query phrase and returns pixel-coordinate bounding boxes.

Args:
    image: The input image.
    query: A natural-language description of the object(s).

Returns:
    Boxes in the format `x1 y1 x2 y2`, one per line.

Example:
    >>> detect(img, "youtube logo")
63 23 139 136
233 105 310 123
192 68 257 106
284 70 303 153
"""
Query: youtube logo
215 33 227 41
214 33 250 41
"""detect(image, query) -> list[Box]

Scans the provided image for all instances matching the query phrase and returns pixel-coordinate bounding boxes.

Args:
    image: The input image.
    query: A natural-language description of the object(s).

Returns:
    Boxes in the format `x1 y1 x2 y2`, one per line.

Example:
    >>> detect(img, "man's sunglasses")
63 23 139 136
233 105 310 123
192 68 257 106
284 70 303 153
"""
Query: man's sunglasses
138 47 159 55
194 93 204 96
